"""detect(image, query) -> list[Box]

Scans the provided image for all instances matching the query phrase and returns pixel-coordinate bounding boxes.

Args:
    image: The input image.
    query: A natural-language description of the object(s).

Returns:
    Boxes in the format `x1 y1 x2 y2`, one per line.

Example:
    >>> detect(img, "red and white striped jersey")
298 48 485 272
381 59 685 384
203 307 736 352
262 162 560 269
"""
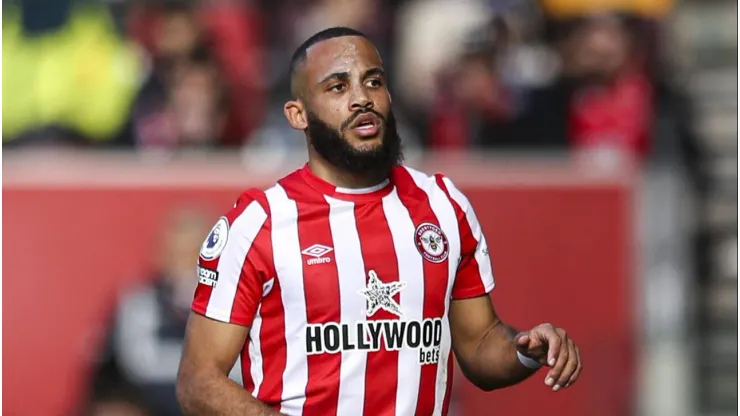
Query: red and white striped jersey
193 164 495 416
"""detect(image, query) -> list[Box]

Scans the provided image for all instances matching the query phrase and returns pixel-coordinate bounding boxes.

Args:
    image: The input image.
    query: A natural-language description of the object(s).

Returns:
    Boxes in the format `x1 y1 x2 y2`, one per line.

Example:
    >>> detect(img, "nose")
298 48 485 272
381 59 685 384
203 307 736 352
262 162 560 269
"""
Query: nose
349 85 374 112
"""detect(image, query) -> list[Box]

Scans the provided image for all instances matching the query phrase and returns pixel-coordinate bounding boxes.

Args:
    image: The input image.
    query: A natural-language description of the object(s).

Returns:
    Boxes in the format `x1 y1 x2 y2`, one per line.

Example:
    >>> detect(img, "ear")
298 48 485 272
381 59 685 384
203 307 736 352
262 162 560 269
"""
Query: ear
284 99 308 131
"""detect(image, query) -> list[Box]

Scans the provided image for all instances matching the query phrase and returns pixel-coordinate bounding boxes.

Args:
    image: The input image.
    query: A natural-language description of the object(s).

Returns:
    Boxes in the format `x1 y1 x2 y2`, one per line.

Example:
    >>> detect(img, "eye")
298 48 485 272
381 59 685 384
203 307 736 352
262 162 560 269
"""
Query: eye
329 84 346 93
366 78 383 88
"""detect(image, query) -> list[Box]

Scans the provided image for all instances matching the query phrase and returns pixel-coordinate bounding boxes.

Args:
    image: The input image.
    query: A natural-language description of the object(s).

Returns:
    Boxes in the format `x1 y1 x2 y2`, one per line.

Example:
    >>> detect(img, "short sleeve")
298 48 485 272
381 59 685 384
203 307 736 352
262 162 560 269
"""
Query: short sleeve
192 193 270 327
438 176 495 299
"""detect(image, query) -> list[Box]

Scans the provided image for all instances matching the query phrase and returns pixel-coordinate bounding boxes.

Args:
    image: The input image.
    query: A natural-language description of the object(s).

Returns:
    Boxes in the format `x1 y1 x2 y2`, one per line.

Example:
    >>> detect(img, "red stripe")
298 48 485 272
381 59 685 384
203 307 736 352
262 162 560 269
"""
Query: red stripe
435 175 486 298
392 168 449 415
256 276 287 408
352 200 401 416
283 182 342 416
246 191 286 407
231 191 272 322
191 275 216 316
228 223 269 323
238 217 269 395
434 176 473 414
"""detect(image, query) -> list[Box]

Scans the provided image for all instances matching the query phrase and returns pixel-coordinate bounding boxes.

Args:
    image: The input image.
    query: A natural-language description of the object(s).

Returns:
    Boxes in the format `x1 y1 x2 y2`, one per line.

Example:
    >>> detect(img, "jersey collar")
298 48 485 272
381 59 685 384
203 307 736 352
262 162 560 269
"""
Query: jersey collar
298 164 394 202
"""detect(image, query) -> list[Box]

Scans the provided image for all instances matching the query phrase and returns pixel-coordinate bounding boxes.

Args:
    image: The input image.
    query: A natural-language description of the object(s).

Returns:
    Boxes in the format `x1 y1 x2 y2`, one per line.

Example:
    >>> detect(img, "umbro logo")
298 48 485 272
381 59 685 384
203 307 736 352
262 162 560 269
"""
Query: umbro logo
301 244 333 266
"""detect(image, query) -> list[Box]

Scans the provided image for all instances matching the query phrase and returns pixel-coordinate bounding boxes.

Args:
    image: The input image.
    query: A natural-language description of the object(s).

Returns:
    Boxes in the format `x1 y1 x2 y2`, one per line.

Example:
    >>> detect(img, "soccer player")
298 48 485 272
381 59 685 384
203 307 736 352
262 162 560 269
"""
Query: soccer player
177 27 582 416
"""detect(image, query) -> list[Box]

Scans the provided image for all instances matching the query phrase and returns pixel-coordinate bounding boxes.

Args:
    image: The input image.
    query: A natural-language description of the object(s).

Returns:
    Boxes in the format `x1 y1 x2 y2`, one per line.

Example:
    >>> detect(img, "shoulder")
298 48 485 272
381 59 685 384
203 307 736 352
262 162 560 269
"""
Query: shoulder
392 165 443 192
198 188 271 262
227 167 306 218
215 169 307 238
393 165 468 206
225 188 271 226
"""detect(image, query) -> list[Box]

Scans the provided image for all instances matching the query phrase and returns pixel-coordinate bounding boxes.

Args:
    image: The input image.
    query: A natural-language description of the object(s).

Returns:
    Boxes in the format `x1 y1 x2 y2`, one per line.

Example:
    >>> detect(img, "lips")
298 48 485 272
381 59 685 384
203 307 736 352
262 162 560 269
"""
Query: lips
350 113 380 138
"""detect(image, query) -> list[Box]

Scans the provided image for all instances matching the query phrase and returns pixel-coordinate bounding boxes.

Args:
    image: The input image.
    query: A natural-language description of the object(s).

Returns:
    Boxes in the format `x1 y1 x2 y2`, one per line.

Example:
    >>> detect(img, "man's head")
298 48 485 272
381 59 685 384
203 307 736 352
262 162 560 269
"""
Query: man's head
158 207 209 311
561 14 633 83
153 2 201 62
284 27 402 176
167 48 226 146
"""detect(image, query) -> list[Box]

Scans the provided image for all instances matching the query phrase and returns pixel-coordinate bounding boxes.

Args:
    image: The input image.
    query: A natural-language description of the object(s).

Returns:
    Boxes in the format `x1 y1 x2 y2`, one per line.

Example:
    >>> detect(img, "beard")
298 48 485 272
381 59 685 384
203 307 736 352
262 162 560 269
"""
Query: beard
306 108 403 176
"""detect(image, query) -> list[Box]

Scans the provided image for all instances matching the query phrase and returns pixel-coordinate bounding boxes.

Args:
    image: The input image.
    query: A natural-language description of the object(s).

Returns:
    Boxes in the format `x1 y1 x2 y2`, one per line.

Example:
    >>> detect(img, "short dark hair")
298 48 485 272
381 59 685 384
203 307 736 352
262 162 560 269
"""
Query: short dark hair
289 27 369 97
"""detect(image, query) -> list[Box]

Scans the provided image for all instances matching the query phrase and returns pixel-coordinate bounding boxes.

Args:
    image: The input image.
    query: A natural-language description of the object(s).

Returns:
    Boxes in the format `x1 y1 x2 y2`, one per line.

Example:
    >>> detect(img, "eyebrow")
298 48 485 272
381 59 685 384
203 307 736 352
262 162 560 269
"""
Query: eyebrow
364 67 385 79
318 71 349 85
317 67 386 85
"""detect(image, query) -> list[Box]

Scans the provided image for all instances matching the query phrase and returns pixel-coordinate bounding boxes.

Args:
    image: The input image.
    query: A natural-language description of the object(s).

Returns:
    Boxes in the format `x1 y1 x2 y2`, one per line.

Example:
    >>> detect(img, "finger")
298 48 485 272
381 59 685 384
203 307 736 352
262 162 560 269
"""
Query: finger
545 329 561 367
545 335 567 388
515 333 530 347
566 344 582 387
555 341 578 390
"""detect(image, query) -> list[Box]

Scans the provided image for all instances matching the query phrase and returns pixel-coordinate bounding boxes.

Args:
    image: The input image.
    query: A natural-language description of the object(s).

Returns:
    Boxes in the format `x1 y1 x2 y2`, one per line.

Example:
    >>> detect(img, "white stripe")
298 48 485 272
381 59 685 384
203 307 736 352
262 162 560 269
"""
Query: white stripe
382 189 425 416
325 195 368 416
249 304 264 397
442 176 495 291
266 185 308 416
246 274 276 396
206 201 267 321
404 167 460 416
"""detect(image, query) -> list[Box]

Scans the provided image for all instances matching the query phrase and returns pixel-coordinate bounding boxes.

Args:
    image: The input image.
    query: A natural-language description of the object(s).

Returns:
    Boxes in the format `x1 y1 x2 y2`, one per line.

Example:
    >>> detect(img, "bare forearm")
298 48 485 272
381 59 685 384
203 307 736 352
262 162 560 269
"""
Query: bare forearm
458 321 537 391
177 369 283 416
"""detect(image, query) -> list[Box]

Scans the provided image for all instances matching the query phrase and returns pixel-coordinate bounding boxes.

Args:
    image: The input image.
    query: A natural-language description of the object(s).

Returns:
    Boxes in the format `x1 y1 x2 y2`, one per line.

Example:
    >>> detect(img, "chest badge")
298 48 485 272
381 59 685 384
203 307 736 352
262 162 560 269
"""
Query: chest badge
415 222 449 264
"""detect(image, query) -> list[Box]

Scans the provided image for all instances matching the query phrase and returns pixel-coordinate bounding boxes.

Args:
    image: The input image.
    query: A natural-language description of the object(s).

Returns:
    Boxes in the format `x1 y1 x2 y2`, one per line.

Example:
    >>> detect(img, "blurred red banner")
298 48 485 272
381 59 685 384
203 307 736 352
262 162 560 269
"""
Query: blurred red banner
3 154 637 415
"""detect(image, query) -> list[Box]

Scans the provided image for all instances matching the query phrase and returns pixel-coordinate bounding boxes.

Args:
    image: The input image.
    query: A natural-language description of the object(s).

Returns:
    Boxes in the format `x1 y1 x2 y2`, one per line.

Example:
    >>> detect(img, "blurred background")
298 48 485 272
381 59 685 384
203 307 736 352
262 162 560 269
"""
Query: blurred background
2 0 737 415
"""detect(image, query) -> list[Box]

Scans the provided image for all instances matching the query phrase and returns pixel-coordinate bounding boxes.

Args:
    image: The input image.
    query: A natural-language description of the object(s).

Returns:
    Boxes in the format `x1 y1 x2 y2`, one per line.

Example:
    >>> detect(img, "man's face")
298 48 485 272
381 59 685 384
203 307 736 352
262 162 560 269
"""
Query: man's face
568 17 630 81
168 63 223 145
154 9 199 60
287 36 402 174
159 212 208 310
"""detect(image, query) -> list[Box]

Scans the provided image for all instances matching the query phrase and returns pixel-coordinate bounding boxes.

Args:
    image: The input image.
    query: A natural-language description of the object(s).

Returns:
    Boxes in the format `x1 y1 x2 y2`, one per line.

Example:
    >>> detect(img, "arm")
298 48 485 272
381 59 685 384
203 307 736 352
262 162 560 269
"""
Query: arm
449 296 536 391
440 175 582 392
450 297 582 392
177 193 281 414
440 174 533 390
177 313 281 415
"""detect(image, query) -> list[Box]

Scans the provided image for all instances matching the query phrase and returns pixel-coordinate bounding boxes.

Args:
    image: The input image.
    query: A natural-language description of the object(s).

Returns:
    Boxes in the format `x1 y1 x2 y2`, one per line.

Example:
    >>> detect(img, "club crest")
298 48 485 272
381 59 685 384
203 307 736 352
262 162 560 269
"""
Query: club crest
414 222 449 263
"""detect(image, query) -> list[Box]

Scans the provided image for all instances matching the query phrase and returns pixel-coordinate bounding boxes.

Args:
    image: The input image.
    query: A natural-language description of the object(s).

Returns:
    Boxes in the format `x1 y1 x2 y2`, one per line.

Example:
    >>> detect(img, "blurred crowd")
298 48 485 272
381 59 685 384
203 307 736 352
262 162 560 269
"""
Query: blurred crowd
87 207 243 416
3 0 708 415
3 0 699 171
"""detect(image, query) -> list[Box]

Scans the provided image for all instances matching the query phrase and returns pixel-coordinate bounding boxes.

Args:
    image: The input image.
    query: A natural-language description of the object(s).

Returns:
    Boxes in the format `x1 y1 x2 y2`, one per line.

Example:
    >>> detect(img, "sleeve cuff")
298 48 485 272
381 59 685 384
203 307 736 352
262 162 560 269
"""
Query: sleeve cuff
191 306 253 327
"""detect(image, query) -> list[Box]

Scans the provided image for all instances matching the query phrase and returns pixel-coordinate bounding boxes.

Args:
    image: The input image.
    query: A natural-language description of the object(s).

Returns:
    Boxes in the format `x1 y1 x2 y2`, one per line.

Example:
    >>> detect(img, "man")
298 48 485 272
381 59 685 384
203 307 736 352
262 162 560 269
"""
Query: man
177 27 582 416
106 208 242 415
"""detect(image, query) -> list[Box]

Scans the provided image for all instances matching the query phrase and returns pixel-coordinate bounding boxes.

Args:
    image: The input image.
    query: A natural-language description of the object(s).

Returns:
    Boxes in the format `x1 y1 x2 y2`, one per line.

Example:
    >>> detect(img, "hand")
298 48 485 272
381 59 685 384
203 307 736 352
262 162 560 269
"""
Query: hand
515 323 582 392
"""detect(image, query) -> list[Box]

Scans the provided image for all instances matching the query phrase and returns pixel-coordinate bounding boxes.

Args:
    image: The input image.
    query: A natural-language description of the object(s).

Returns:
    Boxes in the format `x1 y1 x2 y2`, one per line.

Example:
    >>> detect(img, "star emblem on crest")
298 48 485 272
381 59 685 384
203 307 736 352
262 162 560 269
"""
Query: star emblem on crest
359 270 407 317
360 270 406 317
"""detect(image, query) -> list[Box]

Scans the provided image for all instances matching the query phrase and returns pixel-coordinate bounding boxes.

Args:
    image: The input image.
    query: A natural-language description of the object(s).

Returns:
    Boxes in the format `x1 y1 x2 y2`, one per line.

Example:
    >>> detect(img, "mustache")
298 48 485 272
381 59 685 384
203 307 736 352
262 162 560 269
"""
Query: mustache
340 109 387 132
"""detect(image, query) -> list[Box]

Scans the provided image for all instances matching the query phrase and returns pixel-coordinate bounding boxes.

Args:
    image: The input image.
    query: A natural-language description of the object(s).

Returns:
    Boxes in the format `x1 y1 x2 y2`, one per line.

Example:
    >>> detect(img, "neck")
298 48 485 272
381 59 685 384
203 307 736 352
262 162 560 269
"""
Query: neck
307 155 389 189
